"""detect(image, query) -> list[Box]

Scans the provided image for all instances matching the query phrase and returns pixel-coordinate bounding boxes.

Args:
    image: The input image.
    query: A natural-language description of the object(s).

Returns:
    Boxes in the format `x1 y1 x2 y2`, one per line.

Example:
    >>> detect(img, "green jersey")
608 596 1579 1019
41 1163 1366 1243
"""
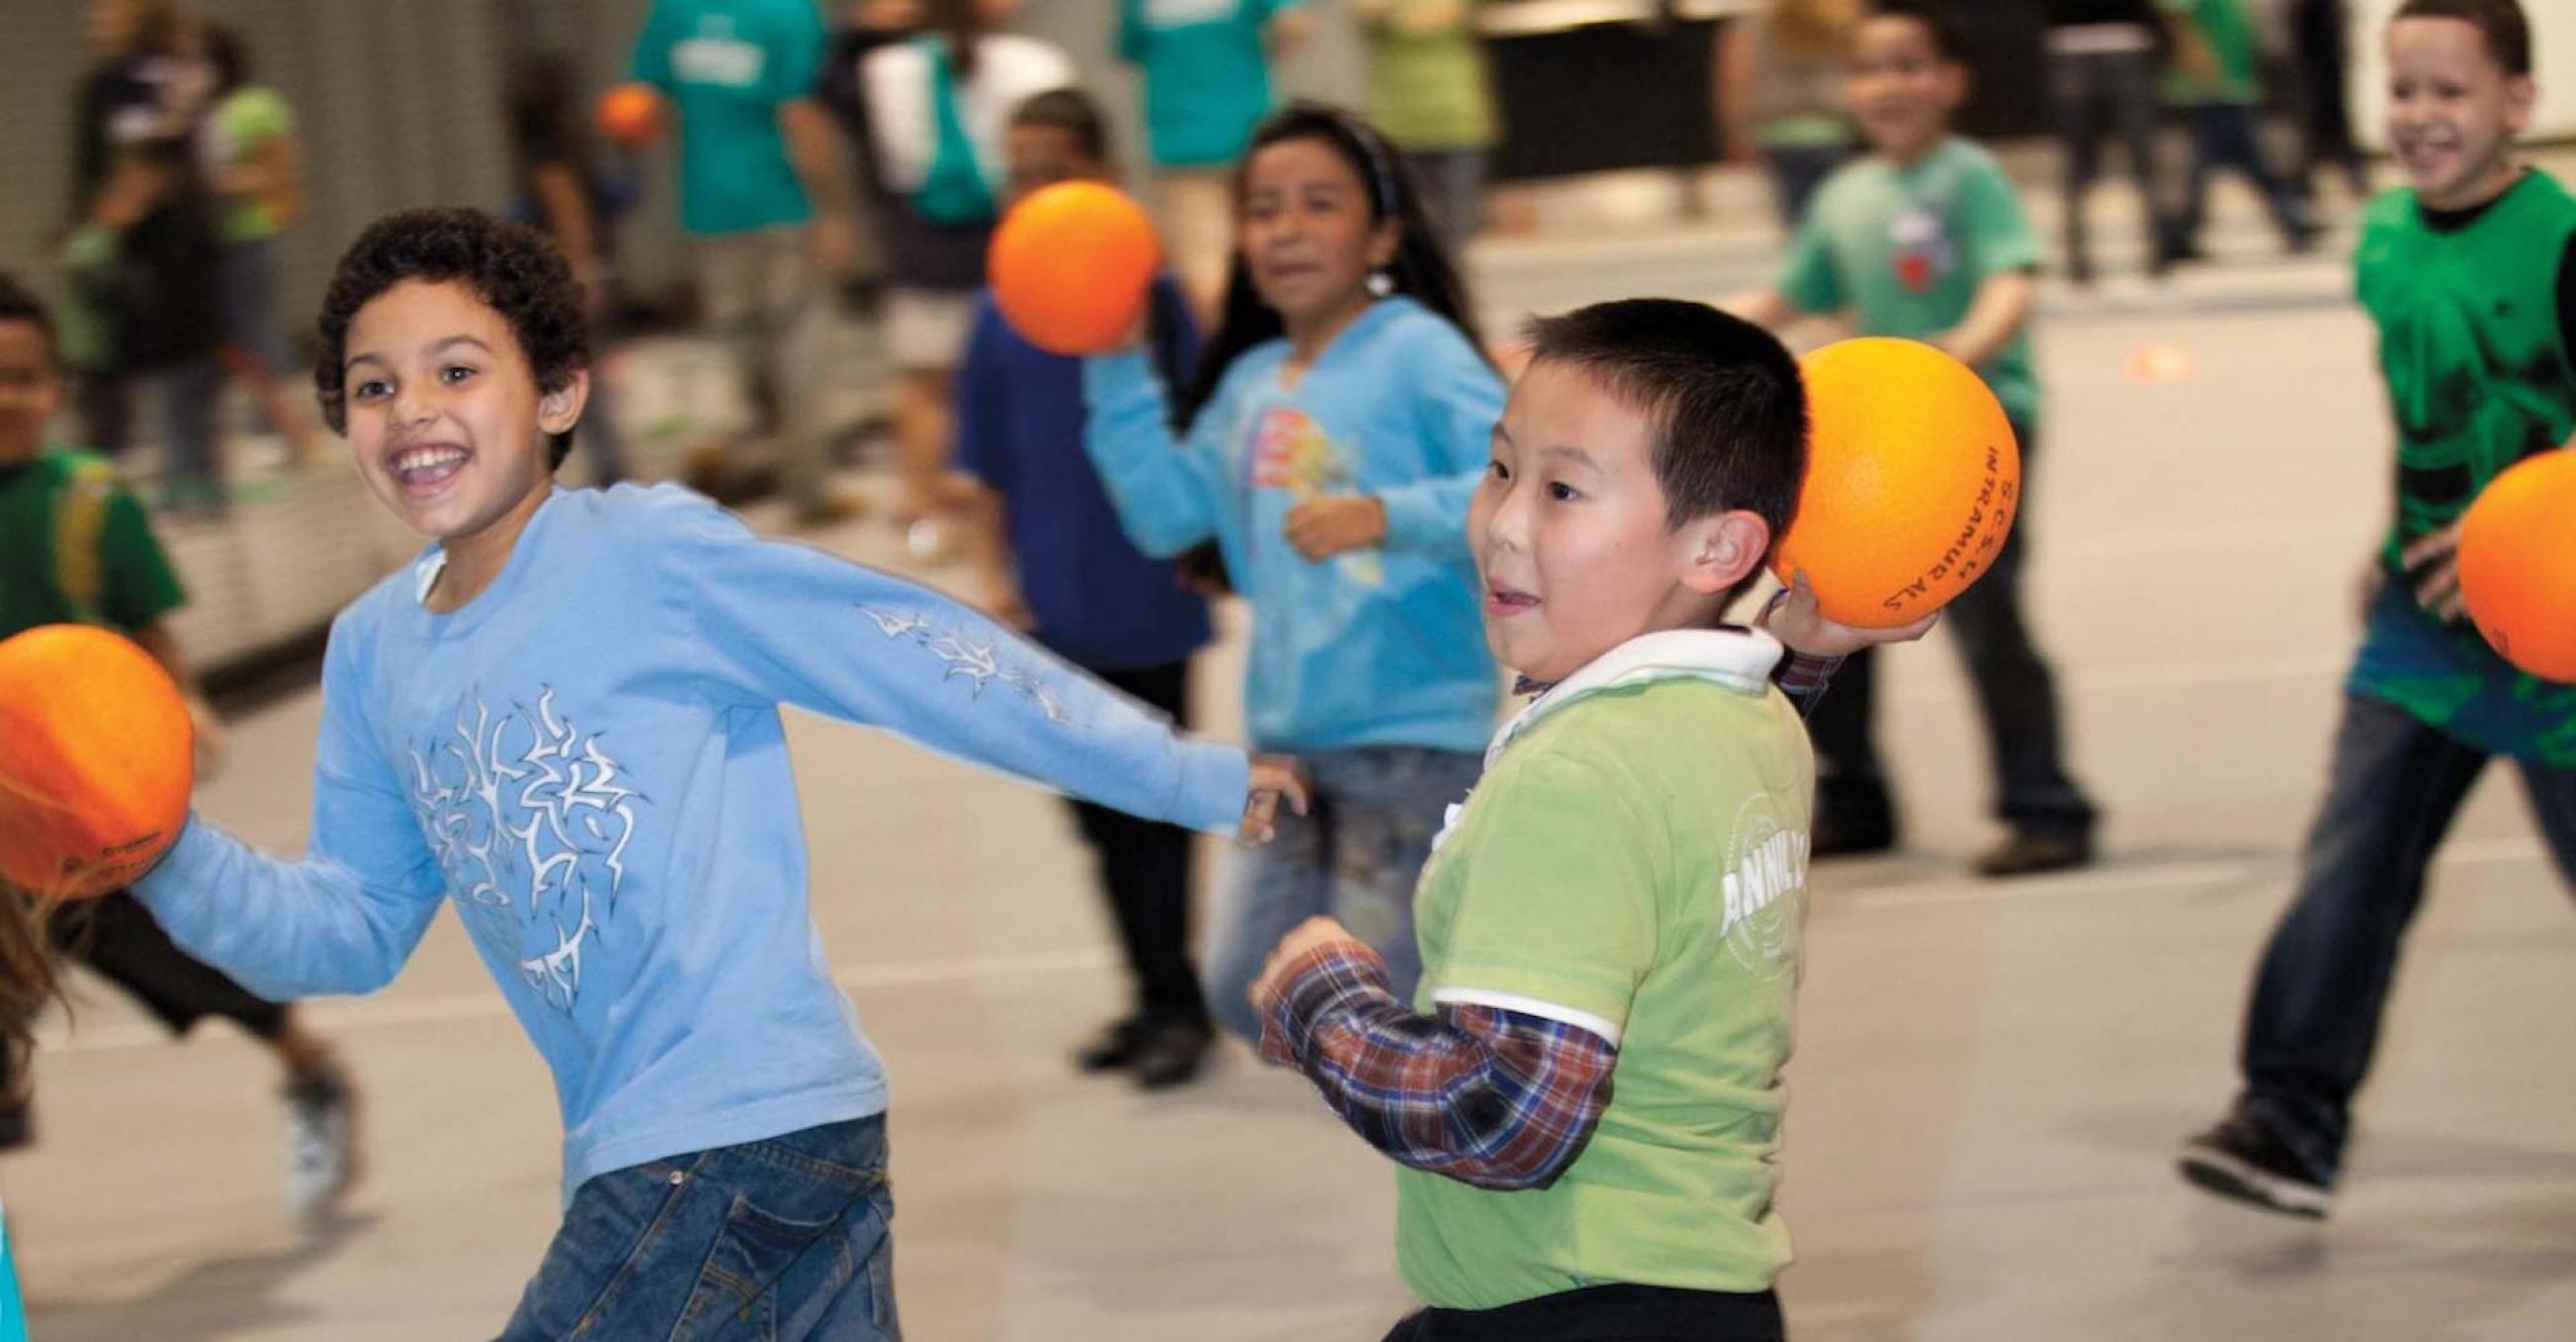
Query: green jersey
0 449 186 637
2350 170 2576 763
1397 630 1813 1308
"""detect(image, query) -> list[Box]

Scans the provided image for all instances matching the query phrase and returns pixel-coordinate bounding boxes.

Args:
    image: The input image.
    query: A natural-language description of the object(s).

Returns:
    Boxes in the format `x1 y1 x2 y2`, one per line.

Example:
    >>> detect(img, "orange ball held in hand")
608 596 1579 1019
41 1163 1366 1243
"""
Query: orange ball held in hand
2457 449 2576 683
989 181 1162 357
1771 337 2023 628
0 625 194 901
595 82 665 147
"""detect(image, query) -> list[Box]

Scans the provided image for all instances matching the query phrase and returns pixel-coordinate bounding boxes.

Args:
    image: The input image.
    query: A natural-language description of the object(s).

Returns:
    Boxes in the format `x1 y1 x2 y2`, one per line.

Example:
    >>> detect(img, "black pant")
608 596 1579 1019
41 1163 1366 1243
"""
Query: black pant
1384 1285 1784 1342
0 889 286 1147
2177 103 2311 249
1807 424 2096 839
2237 693 2576 1182
1066 661 1210 1029
2292 0 2367 199
2049 46 2171 279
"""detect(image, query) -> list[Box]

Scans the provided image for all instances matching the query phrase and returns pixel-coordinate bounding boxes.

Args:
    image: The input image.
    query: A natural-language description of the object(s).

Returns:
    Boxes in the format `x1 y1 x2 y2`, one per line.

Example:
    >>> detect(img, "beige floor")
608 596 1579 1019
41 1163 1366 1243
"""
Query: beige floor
12 223 2576 1340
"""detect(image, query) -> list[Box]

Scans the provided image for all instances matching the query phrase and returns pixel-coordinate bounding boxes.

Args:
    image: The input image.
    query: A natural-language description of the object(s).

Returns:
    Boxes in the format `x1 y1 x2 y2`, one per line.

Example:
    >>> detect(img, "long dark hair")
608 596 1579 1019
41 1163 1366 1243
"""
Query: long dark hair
1 893 64 1094
1174 103 1487 435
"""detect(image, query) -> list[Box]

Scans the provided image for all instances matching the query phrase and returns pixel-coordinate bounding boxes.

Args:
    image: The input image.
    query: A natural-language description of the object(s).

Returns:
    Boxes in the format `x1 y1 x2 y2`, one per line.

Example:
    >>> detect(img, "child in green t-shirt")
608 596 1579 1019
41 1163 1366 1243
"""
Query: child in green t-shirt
1729 0 2098 877
2181 0 2576 1222
0 272 361 1224
1250 298 1926 1338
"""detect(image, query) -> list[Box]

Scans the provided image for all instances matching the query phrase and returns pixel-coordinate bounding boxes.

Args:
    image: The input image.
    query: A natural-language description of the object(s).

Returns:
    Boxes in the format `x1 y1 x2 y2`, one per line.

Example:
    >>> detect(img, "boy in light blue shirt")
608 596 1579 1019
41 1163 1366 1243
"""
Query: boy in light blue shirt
133 208 1296 1337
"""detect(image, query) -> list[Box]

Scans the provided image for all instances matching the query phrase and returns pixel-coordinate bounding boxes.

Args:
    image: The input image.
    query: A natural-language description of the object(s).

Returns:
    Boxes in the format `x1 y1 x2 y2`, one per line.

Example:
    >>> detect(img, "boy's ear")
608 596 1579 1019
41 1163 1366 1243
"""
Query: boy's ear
1678 509 1772 598
2505 74 2537 135
536 368 590 439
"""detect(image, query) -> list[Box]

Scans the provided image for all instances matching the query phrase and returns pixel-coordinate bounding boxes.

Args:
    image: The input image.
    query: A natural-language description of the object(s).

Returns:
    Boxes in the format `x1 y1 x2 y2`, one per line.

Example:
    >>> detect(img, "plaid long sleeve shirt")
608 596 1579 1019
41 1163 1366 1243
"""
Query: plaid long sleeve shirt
1260 942 1620 1191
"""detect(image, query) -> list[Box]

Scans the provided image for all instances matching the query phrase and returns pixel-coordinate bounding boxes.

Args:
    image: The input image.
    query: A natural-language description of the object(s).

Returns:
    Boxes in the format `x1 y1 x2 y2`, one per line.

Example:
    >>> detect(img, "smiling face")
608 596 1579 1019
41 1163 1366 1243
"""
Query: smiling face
2385 16 2532 210
341 280 581 545
1238 136 1399 340
1469 360 1769 685
1844 14 1966 164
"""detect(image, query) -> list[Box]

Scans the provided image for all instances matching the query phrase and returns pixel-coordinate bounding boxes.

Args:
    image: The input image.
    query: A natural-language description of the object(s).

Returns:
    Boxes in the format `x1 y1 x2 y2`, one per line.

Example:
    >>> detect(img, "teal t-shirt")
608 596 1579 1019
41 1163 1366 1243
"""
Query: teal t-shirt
1120 0 1301 168
1776 138 2044 425
0 1204 25 1342
631 0 827 237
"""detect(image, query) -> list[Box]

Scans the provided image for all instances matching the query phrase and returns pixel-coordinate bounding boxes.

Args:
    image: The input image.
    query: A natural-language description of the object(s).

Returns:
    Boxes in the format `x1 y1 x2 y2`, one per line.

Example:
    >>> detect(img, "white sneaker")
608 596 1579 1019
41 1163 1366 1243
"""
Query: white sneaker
282 1068 358 1225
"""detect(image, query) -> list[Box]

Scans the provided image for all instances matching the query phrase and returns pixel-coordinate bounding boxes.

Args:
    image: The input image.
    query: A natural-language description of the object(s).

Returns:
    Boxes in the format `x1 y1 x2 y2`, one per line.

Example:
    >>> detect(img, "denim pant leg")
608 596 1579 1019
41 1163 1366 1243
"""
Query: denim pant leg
1805 644 1890 827
1207 792 1338 1044
2515 759 2576 889
1317 747 1484 1009
498 1116 898 1341
2237 695 2487 1183
154 357 226 508
2103 51 2172 253
2202 102 2309 239
2049 51 2107 274
1763 145 1848 232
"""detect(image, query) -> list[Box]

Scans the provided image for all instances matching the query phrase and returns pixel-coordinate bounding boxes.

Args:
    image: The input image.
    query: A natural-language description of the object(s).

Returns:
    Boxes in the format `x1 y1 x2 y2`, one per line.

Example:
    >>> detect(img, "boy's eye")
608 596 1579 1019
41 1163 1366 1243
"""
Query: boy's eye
353 379 391 401
1547 481 1581 503
441 365 475 387
1486 459 1510 482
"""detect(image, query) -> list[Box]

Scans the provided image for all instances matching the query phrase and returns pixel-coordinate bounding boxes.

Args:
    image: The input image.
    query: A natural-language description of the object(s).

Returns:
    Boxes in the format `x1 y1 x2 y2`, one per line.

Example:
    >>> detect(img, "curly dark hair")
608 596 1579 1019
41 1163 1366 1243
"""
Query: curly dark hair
314 207 590 468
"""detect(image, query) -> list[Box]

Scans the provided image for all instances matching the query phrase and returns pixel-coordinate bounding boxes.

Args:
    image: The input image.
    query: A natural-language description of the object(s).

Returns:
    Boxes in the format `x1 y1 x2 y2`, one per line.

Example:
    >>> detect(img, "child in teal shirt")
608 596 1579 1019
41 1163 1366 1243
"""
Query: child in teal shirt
1732 0 2099 877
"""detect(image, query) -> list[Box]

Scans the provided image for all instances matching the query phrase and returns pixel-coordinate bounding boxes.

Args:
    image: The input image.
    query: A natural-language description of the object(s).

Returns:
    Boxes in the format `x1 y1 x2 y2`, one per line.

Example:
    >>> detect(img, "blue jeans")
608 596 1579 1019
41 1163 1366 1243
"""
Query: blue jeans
2235 693 2576 1183
1209 746 1485 1044
1762 143 1850 231
2177 102 2311 249
499 1116 898 1341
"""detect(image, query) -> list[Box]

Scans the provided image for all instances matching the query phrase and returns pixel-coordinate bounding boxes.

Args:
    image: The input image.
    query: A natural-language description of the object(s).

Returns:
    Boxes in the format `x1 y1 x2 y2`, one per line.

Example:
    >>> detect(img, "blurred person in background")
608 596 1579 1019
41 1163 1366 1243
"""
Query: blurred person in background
203 24 321 468
1119 0 1314 317
507 55 634 488
2044 0 2179 283
2161 0 2323 262
848 0 1072 560
1718 0 1860 230
954 88 1218 1085
1355 0 1501 254
2293 0 2371 206
630 0 865 524
62 138 228 515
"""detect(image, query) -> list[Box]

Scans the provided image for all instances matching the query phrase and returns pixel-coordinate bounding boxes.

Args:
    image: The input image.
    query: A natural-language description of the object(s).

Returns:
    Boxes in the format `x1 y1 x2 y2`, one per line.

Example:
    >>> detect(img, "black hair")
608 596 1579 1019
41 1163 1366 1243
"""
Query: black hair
1864 0 1968 63
2395 0 2531 76
1009 87 1112 164
205 23 249 97
1175 102 1487 435
314 208 590 469
925 0 987 78
1524 300 1808 600
0 272 59 366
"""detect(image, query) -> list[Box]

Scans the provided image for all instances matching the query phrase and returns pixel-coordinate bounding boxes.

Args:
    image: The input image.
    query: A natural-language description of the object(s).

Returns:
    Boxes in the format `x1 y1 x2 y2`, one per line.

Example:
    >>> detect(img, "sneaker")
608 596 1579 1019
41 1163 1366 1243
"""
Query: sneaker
1073 1017 1146 1074
1129 1022 1213 1091
283 1065 360 1224
1973 831 2093 878
2179 1112 2332 1219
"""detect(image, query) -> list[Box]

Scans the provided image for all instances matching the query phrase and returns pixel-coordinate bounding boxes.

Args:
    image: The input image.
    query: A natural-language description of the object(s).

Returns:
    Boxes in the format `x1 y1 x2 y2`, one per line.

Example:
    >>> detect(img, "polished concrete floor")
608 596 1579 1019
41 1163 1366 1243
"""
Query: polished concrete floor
10 189 2576 1340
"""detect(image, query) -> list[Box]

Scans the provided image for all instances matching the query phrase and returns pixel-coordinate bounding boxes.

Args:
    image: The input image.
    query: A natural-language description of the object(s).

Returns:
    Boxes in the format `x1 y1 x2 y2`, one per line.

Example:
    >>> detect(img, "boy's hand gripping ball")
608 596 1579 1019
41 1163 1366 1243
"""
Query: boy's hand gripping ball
1772 338 2023 628
2457 449 2576 683
989 182 1162 357
0 625 194 901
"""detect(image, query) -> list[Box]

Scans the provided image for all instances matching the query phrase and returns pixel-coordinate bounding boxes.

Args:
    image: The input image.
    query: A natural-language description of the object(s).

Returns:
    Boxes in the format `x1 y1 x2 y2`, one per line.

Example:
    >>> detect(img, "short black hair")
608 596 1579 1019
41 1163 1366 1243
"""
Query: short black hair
1524 299 1808 595
315 208 589 469
1865 0 1968 63
1010 87 1113 163
2396 0 2531 76
0 273 58 367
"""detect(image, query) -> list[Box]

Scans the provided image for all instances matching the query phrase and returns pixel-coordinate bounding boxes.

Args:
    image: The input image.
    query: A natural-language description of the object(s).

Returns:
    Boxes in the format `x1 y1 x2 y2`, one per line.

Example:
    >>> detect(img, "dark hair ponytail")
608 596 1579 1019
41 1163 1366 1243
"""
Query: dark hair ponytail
1172 103 1488 435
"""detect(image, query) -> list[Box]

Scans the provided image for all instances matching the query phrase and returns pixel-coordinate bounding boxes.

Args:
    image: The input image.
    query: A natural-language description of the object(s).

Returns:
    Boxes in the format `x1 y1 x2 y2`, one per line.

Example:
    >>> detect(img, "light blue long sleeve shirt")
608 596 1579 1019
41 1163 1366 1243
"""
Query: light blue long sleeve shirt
1083 295 1503 755
136 485 1250 1201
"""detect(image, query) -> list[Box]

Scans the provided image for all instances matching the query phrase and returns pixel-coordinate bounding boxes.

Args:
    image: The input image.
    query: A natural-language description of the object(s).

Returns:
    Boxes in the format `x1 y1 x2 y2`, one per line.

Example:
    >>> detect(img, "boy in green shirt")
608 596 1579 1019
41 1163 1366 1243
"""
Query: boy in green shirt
1730 0 2098 876
0 273 360 1223
2181 0 2576 1220
1252 298 1924 1338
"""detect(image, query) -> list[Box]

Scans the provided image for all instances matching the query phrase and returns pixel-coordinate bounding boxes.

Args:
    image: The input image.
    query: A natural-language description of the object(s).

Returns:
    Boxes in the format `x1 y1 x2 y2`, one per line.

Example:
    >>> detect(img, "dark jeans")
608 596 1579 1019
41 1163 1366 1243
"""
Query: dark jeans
2177 102 2312 249
1383 1284 1784 1342
1807 423 2096 840
499 1115 898 1340
0 890 288 1148
1066 661 1208 1030
2235 693 2576 1183
2048 46 2170 279
1763 143 1850 231
2292 0 2367 199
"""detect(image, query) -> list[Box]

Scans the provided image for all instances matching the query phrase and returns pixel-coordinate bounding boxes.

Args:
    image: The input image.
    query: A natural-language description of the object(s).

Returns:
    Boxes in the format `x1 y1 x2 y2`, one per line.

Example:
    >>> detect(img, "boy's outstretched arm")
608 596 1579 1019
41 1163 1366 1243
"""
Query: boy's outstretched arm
670 500 1286 839
1937 270 2037 372
133 627 448 1000
1252 918 1618 1191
